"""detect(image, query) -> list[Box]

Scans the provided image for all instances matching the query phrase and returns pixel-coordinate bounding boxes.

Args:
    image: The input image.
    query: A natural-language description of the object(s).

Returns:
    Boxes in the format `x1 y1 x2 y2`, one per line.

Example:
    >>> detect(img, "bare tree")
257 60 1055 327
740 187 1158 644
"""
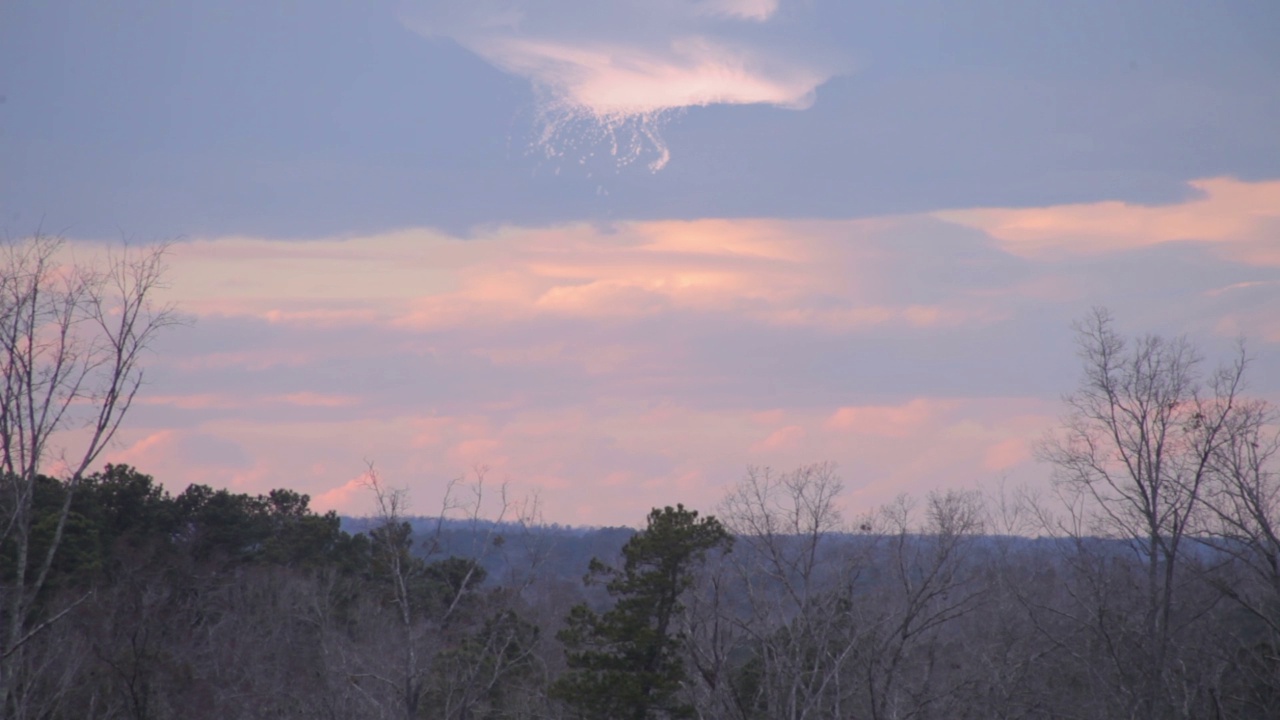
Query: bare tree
852 490 986 720
330 465 535 720
713 463 855 720
1201 397 1280 629
1196 395 1280 718
705 466 990 720
1038 308 1247 720
0 234 177 718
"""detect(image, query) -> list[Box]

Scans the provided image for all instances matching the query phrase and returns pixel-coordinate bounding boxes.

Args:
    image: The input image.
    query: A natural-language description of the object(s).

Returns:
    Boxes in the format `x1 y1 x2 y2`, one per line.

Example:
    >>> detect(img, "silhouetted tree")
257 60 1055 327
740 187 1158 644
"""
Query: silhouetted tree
1038 308 1249 720
0 236 177 719
553 505 732 720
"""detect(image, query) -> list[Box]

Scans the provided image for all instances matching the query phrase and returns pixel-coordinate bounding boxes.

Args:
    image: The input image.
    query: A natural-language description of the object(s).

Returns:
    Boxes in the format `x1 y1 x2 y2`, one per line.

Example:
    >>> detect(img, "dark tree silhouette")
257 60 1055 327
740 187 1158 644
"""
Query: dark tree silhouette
553 504 732 720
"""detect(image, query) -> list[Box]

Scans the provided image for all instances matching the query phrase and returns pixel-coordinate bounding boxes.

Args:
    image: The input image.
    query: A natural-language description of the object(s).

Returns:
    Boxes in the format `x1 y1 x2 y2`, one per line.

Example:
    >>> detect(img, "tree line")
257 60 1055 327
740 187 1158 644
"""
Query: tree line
1 236 1278 719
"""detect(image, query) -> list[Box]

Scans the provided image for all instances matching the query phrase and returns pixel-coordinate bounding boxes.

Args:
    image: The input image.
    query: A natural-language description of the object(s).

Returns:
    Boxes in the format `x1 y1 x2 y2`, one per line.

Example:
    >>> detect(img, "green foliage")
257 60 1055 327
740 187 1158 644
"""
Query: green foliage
79 464 178 548
170 481 366 570
1 465 367 591
425 555 488 611
552 505 732 720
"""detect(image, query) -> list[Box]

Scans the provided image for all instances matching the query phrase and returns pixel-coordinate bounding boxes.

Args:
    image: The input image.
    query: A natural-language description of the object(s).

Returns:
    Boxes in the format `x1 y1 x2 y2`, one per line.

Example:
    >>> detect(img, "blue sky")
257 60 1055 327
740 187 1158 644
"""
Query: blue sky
2 0 1278 524
6 0 1277 236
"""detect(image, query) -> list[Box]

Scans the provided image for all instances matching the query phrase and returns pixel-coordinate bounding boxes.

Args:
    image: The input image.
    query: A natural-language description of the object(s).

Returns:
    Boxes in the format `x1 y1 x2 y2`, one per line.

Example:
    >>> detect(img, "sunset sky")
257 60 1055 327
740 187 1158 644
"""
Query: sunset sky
2 0 1278 525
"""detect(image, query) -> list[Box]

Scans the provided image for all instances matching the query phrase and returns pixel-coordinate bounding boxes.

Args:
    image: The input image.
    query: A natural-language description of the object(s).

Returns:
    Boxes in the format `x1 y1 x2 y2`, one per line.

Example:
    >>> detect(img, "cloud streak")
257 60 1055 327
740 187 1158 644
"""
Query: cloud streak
162 217 1008 335
939 177 1280 264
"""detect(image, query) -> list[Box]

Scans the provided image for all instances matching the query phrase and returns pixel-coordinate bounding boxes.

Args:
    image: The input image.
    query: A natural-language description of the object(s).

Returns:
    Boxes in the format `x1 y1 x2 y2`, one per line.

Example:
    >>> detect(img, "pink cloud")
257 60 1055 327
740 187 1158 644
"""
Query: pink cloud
1214 310 1280 344
170 348 313 372
751 424 806 452
635 218 815 262
378 218 1000 334
750 409 787 426
983 437 1031 472
825 398 956 438
535 281 672 317
449 438 506 469
399 0 841 170
180 299 384 327
312 476 370 514
109 429 180 466
477 36 827 116
157 217 1014 340
694 0 779 21
405 1 834 118
137 394 241 410
100 396 1064 526
137 392 359 411
104 428 260 492
58 179 1277 527
160 229 472 326
938 177 1280 263
272 392 360 408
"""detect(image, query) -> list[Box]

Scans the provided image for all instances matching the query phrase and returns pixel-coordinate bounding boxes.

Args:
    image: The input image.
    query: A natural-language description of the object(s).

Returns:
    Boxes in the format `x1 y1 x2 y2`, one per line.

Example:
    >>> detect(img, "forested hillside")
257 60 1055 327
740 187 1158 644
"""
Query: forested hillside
3 458 1279 720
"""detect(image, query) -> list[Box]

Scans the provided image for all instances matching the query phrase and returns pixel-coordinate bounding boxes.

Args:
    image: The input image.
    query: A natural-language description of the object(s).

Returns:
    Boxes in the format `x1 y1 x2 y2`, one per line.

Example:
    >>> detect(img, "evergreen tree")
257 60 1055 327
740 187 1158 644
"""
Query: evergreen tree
552 505 732 720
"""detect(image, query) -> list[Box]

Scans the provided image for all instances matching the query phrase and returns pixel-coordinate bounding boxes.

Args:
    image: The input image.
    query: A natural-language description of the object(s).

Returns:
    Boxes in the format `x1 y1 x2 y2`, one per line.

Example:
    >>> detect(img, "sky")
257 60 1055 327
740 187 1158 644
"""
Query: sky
2 0 1278 526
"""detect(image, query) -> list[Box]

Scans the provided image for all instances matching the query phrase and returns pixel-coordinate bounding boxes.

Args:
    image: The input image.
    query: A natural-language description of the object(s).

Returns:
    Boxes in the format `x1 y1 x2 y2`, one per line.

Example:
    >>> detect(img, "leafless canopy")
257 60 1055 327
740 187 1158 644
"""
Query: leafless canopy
0 233 179 717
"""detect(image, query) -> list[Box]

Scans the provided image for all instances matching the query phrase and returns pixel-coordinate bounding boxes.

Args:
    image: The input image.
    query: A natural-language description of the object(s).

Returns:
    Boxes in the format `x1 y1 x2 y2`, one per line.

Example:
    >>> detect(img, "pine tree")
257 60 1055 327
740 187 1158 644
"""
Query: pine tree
552 505 732 720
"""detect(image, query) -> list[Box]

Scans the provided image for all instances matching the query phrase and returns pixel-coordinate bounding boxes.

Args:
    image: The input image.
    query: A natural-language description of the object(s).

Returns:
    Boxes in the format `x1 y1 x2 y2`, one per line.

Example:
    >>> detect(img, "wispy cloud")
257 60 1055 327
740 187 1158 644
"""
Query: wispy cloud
92 178 1280 524
162 218 1008 334
107 397 1060 526
466 35 828 115
401 0 842 168
825 399 955 438
404 0 832 114
938 177 1280 264
137 392 360 411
